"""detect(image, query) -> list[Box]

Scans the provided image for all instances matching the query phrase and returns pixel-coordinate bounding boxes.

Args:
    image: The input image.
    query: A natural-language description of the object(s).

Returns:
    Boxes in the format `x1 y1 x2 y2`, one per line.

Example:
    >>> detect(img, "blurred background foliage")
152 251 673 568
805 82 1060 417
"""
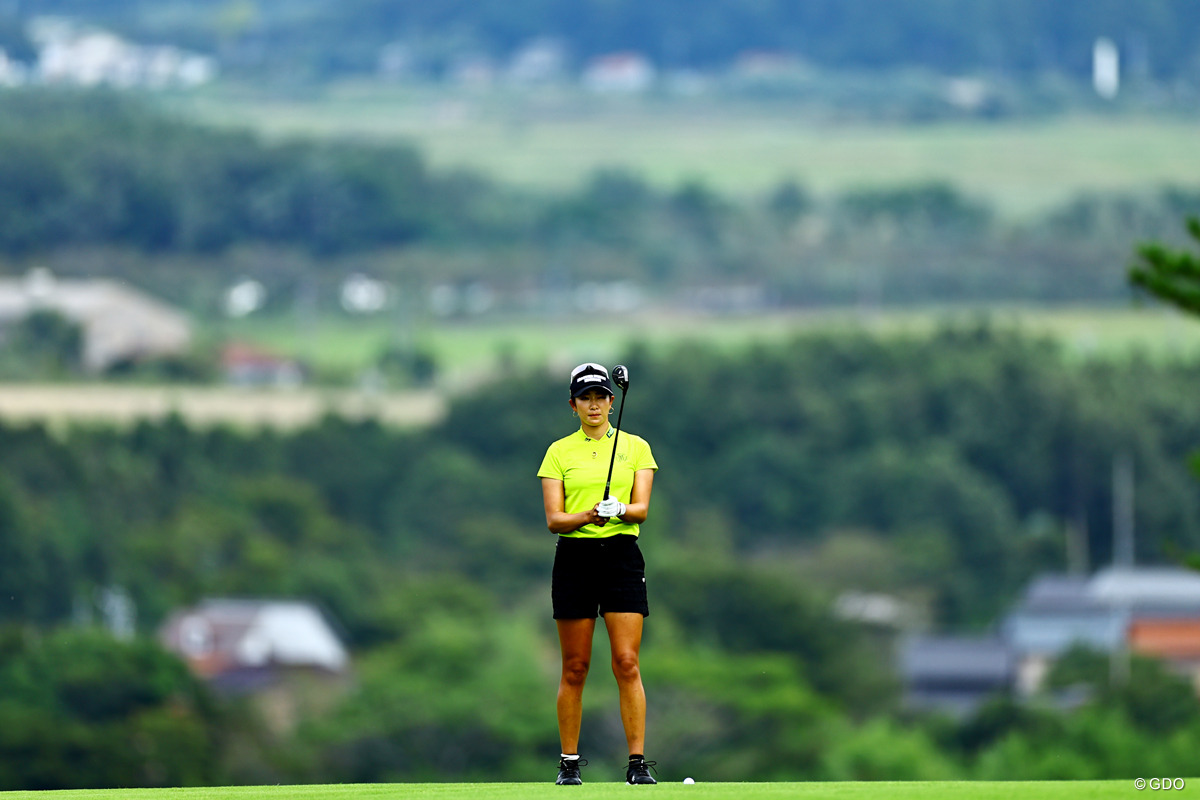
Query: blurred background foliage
4 330 1200 785
0 627 234 789
3 0 1200 789
2 92 1200 322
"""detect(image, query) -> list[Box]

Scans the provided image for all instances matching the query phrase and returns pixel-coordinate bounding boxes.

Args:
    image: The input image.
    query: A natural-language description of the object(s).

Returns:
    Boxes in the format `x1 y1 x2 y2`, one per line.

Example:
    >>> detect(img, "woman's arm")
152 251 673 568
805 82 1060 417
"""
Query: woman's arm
615 468 654 524
542 478 610 534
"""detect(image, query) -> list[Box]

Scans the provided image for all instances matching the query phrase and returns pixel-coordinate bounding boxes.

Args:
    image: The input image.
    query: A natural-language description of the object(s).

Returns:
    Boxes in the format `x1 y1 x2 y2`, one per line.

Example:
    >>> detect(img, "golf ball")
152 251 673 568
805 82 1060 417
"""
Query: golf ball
683 777 695 784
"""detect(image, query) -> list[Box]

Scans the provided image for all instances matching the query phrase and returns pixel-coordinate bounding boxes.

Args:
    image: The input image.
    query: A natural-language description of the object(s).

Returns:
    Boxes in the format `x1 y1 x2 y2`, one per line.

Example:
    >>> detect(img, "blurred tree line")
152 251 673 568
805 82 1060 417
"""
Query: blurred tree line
3 328 1200 787
9 0 1200 83
3 92 1200 315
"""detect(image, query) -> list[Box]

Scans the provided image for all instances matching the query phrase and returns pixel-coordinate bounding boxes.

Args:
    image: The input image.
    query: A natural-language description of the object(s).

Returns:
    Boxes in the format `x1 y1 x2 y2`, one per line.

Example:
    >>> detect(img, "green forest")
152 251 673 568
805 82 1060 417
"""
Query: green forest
4 328 1200 787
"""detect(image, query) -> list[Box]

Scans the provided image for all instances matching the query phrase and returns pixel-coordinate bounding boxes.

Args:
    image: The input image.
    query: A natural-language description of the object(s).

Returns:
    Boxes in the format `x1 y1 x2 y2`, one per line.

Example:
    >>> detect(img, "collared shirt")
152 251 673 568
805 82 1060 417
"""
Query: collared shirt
537 426 658 538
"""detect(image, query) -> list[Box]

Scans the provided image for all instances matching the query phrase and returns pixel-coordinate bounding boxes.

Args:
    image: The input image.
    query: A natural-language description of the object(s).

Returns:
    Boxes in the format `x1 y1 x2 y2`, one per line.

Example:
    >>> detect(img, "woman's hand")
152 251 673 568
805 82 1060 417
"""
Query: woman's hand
544 478 613 532
596 498 626 519
585 505 610 526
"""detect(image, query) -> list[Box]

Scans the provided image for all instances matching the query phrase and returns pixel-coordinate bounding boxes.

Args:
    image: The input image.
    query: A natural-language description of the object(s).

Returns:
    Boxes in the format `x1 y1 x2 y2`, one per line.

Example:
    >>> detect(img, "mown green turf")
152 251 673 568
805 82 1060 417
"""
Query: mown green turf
0 780 1171 800
164 83 1200 220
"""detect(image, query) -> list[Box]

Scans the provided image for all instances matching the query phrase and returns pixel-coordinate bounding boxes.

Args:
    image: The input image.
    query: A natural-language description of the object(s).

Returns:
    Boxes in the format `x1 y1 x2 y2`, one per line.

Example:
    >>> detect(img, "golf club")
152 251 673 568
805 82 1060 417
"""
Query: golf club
602 364 630 503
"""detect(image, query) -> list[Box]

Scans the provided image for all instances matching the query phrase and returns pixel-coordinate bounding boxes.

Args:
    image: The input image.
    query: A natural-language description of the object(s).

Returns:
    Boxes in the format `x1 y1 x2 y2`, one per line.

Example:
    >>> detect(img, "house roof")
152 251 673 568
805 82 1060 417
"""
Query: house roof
1003 610 1128 656
1002 567 1200 656
1019 574 1097 611
160 599 349 678
1129 618 1200 660
220 342 295 369
1088 566 1200 609
1012 568 1200 615
0 269 190 371
833 591 910 627
899 635 1014 684
898 635 1014 717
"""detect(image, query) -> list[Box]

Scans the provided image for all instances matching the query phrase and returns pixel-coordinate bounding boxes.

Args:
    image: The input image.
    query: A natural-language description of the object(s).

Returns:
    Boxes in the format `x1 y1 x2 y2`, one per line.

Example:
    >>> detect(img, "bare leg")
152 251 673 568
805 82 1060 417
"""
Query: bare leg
603 611 646 755
556 618 596 754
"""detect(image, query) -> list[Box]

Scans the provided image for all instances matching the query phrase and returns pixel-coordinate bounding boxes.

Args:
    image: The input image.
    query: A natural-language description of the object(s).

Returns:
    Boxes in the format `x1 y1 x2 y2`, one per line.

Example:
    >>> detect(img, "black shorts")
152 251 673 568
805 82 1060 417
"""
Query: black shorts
552 534 649 619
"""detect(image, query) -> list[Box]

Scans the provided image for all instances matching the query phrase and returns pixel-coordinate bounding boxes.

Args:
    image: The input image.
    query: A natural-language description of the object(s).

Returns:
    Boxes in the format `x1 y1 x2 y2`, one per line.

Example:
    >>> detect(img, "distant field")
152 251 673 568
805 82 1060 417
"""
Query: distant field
0 780 1161 800
0 384 444 430
222 305 1200 382
166 84 1200 220
2 306 1195 429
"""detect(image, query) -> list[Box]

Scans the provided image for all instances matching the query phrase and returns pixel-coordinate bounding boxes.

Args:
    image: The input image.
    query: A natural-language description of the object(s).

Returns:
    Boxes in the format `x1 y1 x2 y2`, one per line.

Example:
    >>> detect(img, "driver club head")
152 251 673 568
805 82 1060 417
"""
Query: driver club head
612 364 629 391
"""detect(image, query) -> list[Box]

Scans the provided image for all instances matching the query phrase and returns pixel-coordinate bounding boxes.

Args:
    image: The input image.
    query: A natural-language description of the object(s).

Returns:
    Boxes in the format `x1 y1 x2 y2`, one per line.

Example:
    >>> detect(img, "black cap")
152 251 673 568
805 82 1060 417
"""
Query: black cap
569 362 615 399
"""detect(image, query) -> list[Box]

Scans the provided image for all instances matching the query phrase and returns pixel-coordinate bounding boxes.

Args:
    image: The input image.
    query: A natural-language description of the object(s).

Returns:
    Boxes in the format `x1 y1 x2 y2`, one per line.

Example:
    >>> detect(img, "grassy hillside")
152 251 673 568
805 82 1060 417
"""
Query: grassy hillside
166 86 1200 220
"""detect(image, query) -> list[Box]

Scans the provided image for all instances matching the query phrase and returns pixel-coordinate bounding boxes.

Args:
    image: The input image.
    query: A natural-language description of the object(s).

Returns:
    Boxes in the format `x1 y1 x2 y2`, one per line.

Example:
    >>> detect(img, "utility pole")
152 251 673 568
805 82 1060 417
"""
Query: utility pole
1110 451 1134 686
1113 452 1135 568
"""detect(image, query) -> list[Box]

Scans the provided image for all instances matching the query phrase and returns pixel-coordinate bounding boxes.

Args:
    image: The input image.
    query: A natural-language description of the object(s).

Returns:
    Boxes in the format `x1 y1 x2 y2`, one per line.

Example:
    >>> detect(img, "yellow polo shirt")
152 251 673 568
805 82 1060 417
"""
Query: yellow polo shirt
538 426 658 538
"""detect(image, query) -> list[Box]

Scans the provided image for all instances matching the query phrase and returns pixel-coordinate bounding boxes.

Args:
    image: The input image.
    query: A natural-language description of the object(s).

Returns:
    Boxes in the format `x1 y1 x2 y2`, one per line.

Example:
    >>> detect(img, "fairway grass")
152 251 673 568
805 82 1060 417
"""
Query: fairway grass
0 780 1165 800
165 83 1200 220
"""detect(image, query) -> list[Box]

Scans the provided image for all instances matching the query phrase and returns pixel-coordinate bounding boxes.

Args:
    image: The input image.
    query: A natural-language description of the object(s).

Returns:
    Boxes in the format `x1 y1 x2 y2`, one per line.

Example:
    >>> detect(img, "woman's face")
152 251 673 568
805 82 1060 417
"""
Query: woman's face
571 388 613 426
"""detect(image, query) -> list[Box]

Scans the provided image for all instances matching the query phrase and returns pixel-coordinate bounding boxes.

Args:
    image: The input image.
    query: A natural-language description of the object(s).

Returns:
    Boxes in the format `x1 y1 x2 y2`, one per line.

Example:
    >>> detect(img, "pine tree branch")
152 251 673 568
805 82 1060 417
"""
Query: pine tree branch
1129 216 1200 314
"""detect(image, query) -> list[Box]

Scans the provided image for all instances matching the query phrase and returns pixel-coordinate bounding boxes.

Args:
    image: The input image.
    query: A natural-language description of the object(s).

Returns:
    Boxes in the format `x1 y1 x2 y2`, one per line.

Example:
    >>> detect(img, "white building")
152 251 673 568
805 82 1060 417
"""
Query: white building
29 17 216 88
160 599 352 732
0 269 192 372
160 598 350 680
582 52 655 94
508 38 567 84
1003 566 1200 696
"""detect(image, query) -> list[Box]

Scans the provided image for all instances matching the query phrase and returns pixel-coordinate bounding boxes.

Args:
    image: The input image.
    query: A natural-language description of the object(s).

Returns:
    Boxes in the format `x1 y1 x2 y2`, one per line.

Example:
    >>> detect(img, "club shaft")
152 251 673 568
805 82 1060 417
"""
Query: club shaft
603 388 627 501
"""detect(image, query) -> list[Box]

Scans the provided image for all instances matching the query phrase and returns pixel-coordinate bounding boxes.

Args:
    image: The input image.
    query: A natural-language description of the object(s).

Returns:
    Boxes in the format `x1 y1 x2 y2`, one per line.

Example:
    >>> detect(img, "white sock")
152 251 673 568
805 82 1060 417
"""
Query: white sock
561 753 580 761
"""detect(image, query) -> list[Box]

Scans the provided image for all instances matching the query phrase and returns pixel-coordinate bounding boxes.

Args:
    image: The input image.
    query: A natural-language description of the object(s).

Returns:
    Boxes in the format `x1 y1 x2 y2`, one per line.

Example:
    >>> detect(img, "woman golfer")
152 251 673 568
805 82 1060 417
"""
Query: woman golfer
538 362 658 786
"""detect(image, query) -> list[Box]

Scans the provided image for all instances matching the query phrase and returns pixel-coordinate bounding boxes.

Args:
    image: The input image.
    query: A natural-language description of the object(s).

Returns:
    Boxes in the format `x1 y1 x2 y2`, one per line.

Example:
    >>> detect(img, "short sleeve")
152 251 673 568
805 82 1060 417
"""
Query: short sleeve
633 437 658 472
537 444 564 480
